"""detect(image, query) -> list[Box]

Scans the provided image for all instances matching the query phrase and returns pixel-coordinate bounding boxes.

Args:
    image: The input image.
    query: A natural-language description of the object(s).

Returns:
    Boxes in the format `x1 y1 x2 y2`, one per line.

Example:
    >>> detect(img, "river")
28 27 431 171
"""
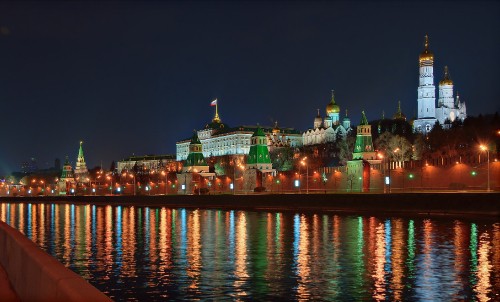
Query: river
0 202 498 301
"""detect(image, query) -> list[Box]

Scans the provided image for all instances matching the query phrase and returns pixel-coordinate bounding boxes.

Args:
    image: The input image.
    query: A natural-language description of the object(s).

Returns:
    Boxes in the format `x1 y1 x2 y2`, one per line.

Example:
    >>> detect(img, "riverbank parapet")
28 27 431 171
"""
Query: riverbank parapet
0 221 111 302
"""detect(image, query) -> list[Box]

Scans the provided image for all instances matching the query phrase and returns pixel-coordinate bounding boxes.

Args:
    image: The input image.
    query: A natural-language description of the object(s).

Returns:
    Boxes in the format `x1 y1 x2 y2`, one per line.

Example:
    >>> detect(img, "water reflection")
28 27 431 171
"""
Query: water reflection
0 202 498 301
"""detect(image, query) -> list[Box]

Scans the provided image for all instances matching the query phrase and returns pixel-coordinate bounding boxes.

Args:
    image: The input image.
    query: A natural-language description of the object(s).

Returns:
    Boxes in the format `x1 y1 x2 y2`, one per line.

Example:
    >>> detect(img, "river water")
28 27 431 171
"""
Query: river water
0 202 499 301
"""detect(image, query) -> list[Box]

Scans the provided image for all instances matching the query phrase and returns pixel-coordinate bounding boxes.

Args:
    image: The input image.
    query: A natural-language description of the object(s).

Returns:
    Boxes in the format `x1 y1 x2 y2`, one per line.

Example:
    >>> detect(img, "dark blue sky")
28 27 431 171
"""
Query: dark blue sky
0 1 499 175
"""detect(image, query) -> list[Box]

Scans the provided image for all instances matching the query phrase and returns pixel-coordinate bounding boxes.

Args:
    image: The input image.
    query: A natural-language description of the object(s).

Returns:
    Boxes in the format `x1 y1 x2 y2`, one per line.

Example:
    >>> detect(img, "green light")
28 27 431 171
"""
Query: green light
471 171 477 176
276 180 280 184
409 174 414 179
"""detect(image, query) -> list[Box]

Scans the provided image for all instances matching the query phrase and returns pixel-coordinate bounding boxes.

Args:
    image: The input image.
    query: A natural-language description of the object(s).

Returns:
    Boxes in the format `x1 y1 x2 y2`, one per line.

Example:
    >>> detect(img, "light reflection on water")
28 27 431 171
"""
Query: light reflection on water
0 202 499 301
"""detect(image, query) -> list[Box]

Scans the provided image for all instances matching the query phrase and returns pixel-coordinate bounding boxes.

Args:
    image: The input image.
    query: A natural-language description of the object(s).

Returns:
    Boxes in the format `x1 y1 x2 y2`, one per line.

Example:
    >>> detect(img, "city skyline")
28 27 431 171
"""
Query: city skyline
1 1 499 175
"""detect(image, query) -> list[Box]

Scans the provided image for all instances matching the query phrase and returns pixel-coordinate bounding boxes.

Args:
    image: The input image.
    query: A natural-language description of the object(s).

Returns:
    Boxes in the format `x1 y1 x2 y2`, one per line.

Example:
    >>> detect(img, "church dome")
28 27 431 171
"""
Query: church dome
419 35 434 63
439 66 453 85
326 91 340 114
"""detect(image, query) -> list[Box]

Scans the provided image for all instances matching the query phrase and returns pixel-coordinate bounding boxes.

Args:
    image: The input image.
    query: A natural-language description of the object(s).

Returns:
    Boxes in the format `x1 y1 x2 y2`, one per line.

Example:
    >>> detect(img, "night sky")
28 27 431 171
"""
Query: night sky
0 1 499 175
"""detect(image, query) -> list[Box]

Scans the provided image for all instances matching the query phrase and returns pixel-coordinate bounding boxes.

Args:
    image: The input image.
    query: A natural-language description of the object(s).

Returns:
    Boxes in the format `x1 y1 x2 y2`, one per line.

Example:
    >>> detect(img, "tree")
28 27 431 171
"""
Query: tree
412 134 426 160
338 136 355 165
270 146 294 171
374 132 412 161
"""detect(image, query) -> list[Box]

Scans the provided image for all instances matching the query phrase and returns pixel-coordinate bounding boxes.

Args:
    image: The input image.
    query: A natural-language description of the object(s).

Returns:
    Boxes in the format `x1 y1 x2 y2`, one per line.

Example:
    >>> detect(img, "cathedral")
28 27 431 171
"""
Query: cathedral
302 91 352 146
413 35 467 134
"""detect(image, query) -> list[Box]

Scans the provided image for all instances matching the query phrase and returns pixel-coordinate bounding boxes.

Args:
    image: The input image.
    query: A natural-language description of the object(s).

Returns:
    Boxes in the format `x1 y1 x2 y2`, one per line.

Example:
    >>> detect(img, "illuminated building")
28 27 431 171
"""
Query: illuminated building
176 105 302 161
58 156 75 194
74 141 89 183
243 126 276 191
303 91 352 146
347 111 382 192
116 154 176 173
177 132 215 194
413 35 467 134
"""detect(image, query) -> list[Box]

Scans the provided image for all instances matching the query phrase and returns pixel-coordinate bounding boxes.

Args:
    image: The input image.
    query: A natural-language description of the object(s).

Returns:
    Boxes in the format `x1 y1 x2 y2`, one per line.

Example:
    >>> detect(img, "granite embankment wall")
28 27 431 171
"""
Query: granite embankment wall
0 221 111 302
2 192 499 218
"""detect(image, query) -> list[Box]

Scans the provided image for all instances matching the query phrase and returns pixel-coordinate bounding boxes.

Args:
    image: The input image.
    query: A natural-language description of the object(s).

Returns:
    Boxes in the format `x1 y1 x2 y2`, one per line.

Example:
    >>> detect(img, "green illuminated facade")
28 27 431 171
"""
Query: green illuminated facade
352 111 376 160
185 132 208 168
247 126 272 171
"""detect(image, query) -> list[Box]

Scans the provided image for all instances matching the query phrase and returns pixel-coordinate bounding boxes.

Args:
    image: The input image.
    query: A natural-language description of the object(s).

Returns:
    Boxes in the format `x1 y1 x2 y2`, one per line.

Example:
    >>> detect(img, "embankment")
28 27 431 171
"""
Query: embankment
0 221 111 302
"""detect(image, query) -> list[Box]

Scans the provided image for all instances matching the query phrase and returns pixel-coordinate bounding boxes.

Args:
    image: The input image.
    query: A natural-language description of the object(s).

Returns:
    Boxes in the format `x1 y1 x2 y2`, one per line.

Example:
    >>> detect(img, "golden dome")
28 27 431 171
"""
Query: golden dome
326 90 340 114
419 34 434 62
439 66 453 85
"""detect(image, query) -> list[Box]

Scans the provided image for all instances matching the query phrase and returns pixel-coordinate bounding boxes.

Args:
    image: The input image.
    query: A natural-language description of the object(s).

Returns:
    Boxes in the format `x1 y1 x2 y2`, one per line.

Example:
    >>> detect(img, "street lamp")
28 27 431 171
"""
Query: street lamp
106 175 113 195
130 173 136 195
161 171 168 195
480 145 490 192
301 157 309 194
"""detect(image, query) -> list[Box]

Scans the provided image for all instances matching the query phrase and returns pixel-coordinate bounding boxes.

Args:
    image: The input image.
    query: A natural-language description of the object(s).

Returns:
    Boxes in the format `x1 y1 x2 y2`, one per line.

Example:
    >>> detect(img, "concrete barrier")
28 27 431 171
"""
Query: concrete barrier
0 221 111 302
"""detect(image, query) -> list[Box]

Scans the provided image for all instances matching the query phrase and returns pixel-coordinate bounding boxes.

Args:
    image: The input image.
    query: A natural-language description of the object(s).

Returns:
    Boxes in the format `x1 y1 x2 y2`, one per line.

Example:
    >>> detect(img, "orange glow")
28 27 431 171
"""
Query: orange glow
372 222 386 301
234 211 249 296
475 232 493 301
296 214 310 300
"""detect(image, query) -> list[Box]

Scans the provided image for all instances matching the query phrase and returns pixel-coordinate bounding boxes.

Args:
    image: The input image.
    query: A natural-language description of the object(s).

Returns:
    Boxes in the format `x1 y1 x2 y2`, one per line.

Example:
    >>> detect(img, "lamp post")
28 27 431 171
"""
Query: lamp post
161 171 168 195
480 145 490 192
301 157 309 194
106 175 113 195
130 173 136 195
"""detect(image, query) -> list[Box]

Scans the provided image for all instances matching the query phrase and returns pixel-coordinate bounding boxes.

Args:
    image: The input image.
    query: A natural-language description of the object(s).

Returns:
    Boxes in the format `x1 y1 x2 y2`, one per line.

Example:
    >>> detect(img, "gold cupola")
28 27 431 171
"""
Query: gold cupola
439 66 453 85
419 34 434 65
326 90 340 114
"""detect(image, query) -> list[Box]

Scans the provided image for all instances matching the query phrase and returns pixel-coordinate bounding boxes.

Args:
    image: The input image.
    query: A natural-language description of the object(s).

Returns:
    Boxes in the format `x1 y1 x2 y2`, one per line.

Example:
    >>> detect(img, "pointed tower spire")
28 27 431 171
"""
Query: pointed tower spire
78 141 84 158
74 140 89 182
393 101 406 121
353 110 376 160
360 110 368 125
382 110 385 120
211 99 221 123
424 34 429 50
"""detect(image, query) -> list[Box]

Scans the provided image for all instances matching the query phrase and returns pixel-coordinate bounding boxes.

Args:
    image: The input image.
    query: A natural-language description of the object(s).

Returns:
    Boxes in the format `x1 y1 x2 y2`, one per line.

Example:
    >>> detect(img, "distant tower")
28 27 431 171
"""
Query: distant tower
313 109 322 129
393 101 406 121
352 111 377 160
438 66 454 108
178 132 214 194
243 126 275 191
436 66 456 125
183 132 209 172
414 34 437 134
58 156 75 195
347 111 382 192
246 126 273 171
74 141 89 183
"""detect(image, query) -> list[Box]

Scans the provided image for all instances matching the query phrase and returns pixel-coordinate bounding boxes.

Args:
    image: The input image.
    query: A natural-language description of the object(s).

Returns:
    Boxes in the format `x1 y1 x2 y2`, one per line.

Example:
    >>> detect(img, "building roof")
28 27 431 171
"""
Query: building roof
121 154 176 162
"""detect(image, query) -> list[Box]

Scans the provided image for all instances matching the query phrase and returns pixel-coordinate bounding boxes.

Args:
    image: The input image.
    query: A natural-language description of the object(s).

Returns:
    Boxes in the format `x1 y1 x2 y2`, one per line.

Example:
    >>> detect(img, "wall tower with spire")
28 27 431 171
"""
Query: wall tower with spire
347 111 382 192
74 141 89 183
58 156 75 195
